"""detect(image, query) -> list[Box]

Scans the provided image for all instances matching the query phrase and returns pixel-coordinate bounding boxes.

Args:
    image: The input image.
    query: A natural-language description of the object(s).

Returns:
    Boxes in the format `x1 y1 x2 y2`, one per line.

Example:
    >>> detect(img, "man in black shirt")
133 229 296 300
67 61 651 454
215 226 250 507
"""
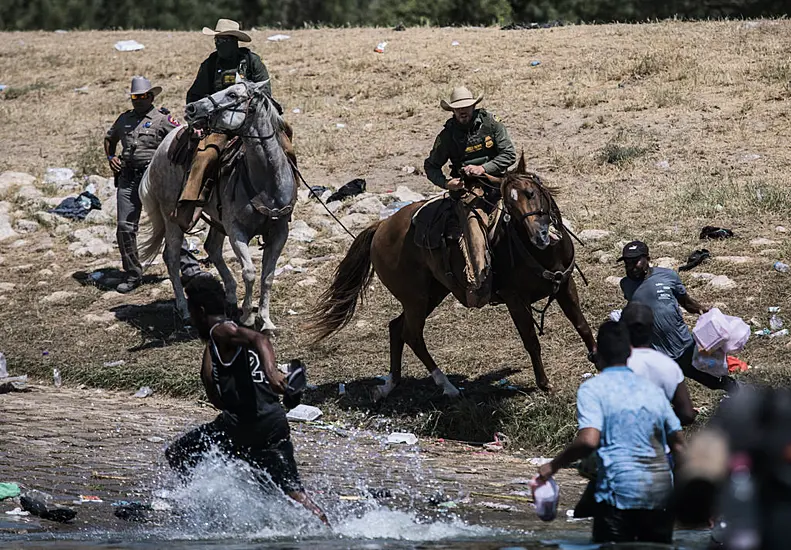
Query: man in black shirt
166 275 327 525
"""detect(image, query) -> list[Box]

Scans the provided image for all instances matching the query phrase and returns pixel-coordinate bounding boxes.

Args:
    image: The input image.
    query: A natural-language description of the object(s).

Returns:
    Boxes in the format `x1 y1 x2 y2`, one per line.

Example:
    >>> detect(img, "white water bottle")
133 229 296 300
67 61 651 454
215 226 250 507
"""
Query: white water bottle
53 368 62 388
773 261 789 273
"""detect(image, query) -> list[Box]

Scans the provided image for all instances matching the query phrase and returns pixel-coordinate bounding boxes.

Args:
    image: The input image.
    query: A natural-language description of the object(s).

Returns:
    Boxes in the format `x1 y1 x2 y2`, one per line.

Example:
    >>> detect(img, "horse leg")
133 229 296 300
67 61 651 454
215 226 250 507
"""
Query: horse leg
163 223 189 321
555 278 596 354
227 225 256 327
204 227 238 310
503 293 551 391
256 218 289 332
372 313 405 402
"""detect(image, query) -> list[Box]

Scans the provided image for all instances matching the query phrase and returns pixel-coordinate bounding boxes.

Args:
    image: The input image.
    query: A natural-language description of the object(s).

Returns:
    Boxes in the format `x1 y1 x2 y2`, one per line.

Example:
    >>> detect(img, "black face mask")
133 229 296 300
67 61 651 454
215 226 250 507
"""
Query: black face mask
216 39 239 60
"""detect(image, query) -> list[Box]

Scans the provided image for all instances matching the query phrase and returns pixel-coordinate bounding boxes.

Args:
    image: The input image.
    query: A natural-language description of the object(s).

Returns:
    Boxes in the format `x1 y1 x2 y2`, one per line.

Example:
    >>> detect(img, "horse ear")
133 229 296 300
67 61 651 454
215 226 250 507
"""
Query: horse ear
516 151 527 173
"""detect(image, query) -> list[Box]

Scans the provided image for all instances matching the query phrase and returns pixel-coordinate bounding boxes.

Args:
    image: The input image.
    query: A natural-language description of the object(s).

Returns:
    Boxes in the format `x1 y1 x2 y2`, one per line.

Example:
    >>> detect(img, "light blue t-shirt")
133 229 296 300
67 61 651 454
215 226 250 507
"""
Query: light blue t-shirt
577 366 682 510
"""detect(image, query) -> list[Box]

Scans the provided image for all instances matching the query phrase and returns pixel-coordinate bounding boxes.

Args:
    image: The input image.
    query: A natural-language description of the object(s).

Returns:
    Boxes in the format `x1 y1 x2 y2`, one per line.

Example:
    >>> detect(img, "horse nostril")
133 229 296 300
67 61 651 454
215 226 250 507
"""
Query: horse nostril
185 104 196 115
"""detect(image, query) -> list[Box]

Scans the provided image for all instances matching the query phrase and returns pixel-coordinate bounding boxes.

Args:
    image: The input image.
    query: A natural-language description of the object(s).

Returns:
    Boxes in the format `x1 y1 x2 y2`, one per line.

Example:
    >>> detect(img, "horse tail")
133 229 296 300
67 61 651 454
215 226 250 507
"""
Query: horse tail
137 168 166 265
307 221 382 342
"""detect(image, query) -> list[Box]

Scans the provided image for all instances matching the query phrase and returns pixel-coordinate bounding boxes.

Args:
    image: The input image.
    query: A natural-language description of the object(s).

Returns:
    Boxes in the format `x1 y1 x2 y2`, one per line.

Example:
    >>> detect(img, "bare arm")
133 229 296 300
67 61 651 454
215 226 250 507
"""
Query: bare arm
539 428 600 479
668 429 686 469
678 292 708 315
103 137 121 173
211 323 287 393
671 381 698 426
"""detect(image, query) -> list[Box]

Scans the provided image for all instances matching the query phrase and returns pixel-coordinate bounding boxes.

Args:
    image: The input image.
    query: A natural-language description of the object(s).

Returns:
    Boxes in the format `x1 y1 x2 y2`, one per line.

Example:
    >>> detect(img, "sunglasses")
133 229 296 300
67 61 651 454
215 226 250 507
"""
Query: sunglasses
131 93 149 100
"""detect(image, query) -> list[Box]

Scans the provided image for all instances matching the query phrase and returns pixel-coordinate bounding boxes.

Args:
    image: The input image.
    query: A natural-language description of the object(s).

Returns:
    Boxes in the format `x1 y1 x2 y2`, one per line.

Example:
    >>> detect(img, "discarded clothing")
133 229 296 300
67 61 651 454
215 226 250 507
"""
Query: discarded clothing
20 490 77 522
727 355 749 373
309 185 329 199
0 482 20 500
327 178 366 203
49 191 102 221
700 226 734 240
678 249 710 271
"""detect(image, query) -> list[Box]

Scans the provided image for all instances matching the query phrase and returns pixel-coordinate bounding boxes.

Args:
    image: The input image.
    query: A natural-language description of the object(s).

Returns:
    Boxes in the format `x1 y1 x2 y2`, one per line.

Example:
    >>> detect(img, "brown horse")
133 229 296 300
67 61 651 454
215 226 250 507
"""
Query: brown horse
309 155 596 400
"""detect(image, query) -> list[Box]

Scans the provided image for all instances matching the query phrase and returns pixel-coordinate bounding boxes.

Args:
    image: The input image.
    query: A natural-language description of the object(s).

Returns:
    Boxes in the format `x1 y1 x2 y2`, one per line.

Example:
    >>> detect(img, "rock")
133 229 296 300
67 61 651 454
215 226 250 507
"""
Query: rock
37 269 54 277
69 238 114 257
759 249 781 257
83 311 117 324
340 213 375 230
40 290 78 305
0 282 16 292
30 238 54 252
709 275 736 290
84 175 115 199
10 264 34 272
297 276 318 287
289 257 309 267
43 167 80 192
579 229 611 242
750 238 778 247
562 219 574 234
308 216 333 231
54 224 72 237
0 172 36 199
393 185 425 203
0 201 17 241
14 219 40 233
69 226 115 244
14 185 45 208
36 281 49 287
653 257 677 269
10 239 28 249
655 241 680 248
34 211 60 228
43 250 55 260
289 220 317 243
714 256 753 265
775 226 787 233
605 276 623 287
689 272 716 281
598 253 615 264
401 165 416 174
85 209 114 225
349 195 386 216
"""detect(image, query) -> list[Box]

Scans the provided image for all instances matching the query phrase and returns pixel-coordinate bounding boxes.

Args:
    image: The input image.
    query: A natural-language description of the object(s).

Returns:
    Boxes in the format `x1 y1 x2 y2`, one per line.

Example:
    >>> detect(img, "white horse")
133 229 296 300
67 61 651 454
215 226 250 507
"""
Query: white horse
138 81 296 329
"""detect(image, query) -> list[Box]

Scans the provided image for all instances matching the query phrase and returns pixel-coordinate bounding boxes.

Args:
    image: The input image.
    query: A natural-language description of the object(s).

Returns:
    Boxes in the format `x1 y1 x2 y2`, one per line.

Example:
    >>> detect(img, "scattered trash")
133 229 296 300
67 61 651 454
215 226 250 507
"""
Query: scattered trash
581 372 594 379
530 60 541 67
20 490 77 523
53 368 62 388
770 329 789 339
754 328 772 337
770 313 784 331
483 432 510 452
286 404 323 422
114 40 145 52
0 482 21 500
0 85 6 92
308 185 328 198
49 191 102 221
0 351 6 378
77 495 103 503
480 501 515 511
145 436 165 443
103 360 125 367
0 375 28 393
5 508 29 516
387 432 418 445
287 309 298 315
338 383 346 396
401 165 416 174
134 386 153 398
451 41 460 46
700 226 734 240
292 108 301 114
769 306 780 313
267 34 291 42
114 501 152 522
741 153 761 162
379 200 413 220
530 476 560 521
608 309 622 322
438 500 458 509
773 261 789 273
374 41 387 53
54 29 68 34
678 249 710 271
73 86 89 94
656 160 670 170
335 123 346 129
727 356 749 373
327 178 366 203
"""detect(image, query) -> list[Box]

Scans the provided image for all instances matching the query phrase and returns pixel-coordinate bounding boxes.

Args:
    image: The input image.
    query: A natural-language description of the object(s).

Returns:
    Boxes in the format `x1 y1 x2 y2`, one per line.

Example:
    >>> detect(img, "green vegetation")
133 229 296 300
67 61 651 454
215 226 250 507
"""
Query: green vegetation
0 0 787 30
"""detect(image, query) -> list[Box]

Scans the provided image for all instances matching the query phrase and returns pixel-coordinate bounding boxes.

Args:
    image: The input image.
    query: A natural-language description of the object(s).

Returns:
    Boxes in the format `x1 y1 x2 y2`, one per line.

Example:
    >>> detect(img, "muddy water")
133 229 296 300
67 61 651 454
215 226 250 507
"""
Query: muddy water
0 386 709 549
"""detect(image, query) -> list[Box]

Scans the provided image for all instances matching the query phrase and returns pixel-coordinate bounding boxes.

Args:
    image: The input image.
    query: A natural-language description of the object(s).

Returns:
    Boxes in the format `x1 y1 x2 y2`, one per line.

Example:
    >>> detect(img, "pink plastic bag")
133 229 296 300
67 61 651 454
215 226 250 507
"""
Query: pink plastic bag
529 476 559 521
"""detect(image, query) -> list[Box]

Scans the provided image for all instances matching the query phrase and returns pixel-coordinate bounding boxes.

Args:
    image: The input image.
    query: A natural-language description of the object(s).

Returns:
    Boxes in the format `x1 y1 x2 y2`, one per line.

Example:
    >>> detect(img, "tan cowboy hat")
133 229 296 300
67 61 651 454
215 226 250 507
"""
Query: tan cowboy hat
202 19 252 42
129 76 161 97
440 86 483 111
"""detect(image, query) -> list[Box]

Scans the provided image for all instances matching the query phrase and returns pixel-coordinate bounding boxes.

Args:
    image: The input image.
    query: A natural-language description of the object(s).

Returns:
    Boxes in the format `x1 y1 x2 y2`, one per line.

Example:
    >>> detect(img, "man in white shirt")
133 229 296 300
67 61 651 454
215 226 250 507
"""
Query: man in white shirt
622 302 697 426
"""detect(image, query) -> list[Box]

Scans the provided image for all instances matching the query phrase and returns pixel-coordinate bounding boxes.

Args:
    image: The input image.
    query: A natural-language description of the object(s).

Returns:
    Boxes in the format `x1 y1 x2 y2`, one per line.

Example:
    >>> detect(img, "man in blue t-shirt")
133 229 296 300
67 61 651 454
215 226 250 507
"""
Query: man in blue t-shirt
618 240 736 392
539 321 685 543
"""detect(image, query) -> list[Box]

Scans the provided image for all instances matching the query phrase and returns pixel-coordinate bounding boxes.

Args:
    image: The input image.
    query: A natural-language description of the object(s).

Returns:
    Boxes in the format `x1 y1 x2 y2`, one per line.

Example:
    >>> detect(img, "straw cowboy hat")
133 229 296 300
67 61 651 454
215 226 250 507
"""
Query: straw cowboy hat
440 86 483 111
129 76 161 97
202 19 252 42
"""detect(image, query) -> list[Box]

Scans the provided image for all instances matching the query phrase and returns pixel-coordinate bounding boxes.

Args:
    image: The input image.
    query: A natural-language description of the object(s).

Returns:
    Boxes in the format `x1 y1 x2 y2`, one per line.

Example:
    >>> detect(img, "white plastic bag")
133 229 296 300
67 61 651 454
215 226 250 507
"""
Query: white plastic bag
692 308 750 353
529 476 559 521
692 347 728 378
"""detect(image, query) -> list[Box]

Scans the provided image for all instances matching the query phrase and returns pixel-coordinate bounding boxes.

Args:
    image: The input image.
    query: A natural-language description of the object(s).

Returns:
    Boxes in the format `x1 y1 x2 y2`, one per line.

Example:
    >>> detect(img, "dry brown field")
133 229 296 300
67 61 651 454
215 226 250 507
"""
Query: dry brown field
1 21 790 451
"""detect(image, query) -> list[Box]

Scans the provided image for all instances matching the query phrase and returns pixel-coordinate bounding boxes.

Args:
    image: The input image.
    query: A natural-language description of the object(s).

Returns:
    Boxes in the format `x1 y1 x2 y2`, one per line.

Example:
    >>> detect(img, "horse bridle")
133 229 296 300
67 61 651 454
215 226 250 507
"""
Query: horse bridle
201 80 273 136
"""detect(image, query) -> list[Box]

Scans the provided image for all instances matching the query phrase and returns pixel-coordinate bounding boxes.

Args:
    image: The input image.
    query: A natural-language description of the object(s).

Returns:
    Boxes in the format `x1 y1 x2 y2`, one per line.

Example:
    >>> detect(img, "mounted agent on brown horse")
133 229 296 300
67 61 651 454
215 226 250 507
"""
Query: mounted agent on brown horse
309 155 596 400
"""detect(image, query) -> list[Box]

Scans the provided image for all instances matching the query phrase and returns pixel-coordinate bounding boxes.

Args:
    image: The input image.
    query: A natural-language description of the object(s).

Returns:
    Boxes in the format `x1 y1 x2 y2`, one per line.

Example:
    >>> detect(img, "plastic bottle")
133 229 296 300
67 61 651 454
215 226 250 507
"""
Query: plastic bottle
770 314 784 331
773 261 789 273
770 329 789 339
374 41 387 53
53 368 62 388
723 454 760 550
530 476 559 521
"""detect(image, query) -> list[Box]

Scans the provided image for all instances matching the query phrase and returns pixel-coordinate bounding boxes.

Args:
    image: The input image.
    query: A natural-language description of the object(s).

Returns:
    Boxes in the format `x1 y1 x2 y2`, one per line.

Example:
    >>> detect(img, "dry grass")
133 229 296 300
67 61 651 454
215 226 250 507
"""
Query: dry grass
1 21 791 452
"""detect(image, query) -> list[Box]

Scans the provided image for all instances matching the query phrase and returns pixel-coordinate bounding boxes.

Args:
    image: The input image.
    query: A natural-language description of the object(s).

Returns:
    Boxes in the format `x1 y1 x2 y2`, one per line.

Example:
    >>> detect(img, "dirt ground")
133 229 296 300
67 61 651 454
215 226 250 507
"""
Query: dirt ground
0 22 790 452
0 384 590 536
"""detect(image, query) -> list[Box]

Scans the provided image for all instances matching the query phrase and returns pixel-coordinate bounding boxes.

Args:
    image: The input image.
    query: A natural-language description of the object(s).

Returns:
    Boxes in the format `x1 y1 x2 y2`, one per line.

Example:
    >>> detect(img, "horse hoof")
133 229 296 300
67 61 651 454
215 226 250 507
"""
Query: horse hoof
258 318 277 332
538 383 555 393
443 387 461 399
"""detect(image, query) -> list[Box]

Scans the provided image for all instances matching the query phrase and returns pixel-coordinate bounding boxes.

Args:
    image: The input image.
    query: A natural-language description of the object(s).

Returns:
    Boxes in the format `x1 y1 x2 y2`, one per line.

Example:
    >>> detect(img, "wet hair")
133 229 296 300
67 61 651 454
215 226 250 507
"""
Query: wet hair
596 321 631 367
621 302 654 348
185 275 226 316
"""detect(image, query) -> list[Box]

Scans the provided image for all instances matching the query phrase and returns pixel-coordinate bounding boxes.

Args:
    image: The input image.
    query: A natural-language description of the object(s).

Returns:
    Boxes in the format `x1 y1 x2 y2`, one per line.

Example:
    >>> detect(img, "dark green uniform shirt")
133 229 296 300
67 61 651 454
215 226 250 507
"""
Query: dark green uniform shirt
424 109 516 190
186 48 271 104
106 106 180 169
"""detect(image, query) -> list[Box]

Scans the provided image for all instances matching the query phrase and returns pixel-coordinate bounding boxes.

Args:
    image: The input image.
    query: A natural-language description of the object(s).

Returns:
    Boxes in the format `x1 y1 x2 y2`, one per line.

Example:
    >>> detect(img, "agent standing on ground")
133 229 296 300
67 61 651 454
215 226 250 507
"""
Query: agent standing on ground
165 275 328 525
538 321 685 544
104 76 202 293
617 240 737 392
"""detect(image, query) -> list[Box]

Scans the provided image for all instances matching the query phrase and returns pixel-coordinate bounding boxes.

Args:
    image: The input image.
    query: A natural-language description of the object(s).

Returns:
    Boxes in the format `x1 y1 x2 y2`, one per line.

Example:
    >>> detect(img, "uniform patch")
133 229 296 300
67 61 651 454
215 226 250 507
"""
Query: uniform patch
465 143 483 154
144 121 152 128
484 135 494 148
167 115 180 126
494 114 501 122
